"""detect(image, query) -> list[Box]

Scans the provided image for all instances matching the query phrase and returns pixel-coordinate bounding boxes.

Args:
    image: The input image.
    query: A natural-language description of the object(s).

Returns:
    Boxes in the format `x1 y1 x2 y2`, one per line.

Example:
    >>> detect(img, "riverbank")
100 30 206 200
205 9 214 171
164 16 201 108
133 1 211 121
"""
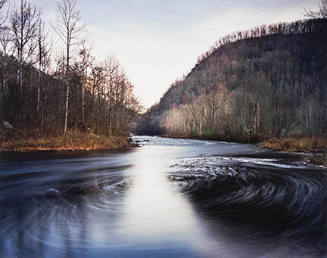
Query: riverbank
159 134 327 166
261 136 327 153
260 136 327 167
162 134 327 152
160 134 251 143
0 131 133 152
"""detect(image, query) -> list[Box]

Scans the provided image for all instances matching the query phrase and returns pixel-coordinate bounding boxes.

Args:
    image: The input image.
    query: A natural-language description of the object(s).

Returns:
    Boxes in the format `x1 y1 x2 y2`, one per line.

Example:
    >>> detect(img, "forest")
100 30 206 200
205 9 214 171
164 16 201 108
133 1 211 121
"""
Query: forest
136 18 327 145
1 0 327 151
0 0 141 150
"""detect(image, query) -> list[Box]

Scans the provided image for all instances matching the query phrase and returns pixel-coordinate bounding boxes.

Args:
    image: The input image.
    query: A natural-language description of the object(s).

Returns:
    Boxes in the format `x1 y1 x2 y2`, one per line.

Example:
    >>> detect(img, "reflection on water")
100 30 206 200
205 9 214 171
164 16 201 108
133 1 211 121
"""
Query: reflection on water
122 147 197 240
0 136 326 258
119 146 219 257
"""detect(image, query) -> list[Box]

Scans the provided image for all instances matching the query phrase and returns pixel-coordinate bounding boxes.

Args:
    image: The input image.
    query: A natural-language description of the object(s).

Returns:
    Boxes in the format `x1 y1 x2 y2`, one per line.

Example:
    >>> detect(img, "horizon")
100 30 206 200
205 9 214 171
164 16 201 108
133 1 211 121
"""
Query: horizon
32 0 317 108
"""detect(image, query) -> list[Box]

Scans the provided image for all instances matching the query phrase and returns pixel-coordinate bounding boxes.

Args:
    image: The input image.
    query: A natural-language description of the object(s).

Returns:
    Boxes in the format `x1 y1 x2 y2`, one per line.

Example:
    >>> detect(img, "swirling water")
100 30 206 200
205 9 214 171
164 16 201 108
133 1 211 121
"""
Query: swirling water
0 136 326 258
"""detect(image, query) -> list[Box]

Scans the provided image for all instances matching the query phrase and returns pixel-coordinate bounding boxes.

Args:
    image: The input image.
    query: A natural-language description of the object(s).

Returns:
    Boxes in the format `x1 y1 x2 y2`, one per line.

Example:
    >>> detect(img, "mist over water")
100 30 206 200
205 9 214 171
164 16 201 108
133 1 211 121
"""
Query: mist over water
0 136 326 258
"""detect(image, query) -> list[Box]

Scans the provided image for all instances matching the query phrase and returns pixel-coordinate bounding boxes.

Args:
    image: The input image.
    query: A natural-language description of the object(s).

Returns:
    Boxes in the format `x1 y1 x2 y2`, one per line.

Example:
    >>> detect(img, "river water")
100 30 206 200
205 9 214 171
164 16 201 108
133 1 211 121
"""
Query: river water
0 136 326 258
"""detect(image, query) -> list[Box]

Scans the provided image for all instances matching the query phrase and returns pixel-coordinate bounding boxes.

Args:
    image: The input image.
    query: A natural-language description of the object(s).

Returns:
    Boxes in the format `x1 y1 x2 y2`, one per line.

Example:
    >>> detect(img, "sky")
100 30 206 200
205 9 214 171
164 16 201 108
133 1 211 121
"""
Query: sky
33 0 318 108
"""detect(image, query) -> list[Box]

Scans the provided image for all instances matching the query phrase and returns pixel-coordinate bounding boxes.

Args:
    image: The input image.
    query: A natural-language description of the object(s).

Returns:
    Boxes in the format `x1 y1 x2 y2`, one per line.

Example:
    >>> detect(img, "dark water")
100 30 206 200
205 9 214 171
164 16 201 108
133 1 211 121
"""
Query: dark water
0 136 326 258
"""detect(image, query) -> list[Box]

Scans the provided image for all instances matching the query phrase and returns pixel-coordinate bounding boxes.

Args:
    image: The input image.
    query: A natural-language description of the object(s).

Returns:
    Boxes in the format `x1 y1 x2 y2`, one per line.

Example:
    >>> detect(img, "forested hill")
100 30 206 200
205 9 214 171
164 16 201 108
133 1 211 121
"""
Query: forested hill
0 55 139 136
0 0 141 143
136 18 327 142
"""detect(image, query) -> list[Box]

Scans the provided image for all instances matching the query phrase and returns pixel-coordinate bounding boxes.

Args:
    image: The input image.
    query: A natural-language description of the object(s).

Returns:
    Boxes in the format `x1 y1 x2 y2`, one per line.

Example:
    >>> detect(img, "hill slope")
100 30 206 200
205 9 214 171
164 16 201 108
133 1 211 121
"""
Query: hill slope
136 18 327 142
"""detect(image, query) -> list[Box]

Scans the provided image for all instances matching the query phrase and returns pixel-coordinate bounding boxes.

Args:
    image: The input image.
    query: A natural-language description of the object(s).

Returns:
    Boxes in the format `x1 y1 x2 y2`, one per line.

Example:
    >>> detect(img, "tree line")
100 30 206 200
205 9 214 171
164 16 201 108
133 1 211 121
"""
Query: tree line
197 18 327 67
0 0 141 137
136 17 327 142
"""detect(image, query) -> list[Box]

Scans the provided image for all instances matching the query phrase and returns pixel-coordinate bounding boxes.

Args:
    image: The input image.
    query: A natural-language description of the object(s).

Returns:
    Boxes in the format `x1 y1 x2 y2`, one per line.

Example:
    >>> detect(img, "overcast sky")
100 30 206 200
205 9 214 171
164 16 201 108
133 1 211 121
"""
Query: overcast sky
33 0 318 108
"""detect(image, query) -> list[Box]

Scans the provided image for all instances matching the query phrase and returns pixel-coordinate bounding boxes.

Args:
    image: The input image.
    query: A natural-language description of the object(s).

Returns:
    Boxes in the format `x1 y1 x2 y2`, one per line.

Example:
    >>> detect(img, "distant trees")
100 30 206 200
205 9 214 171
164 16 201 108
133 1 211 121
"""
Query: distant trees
196 18 327 64
161 85 232 138
0 0 141 137
138 18 327 141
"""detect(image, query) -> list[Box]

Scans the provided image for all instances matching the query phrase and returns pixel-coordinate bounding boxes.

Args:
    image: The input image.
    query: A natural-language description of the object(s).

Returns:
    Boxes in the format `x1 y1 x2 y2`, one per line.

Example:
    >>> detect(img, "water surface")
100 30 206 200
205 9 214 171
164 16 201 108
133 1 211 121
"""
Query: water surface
0 136 326 257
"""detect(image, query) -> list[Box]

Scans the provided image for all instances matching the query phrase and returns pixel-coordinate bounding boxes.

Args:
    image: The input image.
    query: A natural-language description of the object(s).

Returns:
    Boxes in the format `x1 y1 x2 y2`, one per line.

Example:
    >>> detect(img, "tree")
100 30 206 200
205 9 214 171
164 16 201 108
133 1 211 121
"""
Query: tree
138 18 327 139
0 0 10 102
36 19 51 114
306 0 327 18
77 40 93 124
10 0 40 95
0 27 12 104
0 0 141 138
0 0 8 29
54 0 84 133
89 63 106 123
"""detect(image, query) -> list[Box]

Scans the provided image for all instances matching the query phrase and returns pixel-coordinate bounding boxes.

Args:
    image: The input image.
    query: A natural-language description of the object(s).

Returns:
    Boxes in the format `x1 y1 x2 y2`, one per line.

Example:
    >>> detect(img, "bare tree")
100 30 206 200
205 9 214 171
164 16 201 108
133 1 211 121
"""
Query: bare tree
103 55 120 134
0 27 12 102
78 40 93 124
36 18 51 113
11 0 40 95
54 0 84 133
0 0 11 103
0 0 8 29
0 0 6 12
89 63 106 123
306 0 327 18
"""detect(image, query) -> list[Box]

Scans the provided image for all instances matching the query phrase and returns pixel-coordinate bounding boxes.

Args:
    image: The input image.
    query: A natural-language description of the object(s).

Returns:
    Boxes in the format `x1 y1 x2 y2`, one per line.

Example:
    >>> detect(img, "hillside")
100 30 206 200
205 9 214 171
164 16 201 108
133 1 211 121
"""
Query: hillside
0 56 139 136
0 0 143 152
136 18 327 143
0 54 141 151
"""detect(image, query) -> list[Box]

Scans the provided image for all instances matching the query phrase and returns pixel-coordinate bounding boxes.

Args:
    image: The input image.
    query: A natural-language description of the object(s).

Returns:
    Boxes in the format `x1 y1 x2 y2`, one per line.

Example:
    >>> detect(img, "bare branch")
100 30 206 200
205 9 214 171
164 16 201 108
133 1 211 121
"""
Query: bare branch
55 0 84 52
0 0 8 29
54 0 84 133
10 0 41 93
305 0 327 18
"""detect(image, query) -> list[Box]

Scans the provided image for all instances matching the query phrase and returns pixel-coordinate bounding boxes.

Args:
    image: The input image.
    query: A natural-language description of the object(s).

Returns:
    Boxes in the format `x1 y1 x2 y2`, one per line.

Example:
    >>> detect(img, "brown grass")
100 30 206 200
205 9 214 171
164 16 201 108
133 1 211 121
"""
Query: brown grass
261 136 327 153
0 130 133 152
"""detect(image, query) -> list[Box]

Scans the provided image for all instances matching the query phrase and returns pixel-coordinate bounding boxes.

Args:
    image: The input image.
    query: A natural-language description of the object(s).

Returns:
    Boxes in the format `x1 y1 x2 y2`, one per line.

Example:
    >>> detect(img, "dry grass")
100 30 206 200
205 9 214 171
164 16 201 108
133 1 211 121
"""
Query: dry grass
261 136 327 153
0 130 132 152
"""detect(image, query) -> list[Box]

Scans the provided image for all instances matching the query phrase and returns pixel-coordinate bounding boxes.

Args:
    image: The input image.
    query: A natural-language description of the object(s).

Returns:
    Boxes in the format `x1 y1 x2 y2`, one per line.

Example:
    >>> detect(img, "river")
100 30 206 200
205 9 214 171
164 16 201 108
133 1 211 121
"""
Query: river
0 136 326 258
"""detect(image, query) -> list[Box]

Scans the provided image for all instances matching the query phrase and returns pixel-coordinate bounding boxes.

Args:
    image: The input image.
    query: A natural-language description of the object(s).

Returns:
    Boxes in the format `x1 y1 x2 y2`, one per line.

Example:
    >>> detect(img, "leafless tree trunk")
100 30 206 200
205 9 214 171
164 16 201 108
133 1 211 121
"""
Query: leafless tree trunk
54 0 83 133
0 0 9 111
0 0 8 29
0 28 11 103
37 19 50 114
10 0 40 95
78 41 93 124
